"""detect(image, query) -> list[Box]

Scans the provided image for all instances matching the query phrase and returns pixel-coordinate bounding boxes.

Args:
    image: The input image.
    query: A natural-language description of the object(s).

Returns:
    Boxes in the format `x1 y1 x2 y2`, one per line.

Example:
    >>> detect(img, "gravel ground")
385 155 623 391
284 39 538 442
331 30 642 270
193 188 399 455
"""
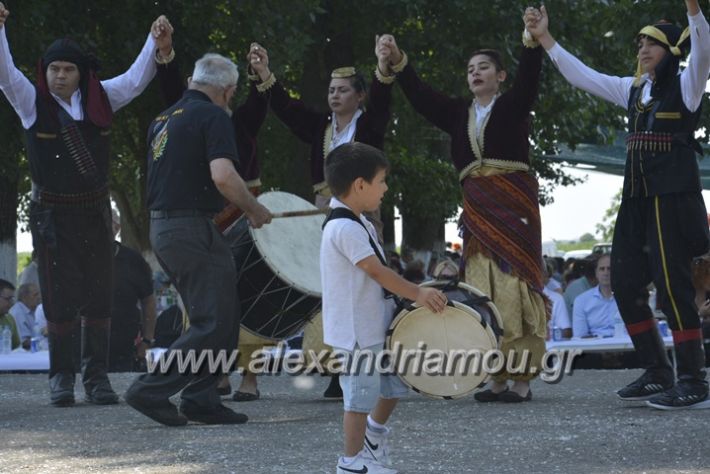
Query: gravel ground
1 370 710 473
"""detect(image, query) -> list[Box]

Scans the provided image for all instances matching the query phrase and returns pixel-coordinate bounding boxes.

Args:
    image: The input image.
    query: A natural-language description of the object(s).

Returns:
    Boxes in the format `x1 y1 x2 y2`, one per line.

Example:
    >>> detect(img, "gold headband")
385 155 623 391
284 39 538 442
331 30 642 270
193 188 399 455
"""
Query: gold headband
331 67 356 78
634 25 690 86
638 25 690 57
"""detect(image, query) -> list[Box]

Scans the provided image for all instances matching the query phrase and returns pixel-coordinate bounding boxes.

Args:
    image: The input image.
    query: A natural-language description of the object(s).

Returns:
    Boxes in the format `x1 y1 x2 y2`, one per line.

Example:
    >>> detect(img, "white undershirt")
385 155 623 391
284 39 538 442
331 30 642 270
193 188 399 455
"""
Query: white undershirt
473 97 497 139
328 109 363 152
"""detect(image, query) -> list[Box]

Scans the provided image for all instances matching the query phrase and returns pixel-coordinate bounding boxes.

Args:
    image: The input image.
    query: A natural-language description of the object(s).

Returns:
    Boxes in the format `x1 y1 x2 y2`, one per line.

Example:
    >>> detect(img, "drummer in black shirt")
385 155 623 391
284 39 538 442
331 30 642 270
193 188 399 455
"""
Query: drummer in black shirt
125 53 272 426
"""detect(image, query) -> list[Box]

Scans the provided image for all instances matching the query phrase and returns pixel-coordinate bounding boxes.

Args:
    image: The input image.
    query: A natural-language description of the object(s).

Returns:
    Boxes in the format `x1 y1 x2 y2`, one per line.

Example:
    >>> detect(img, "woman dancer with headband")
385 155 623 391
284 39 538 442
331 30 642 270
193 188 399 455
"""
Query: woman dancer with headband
381 9 548 403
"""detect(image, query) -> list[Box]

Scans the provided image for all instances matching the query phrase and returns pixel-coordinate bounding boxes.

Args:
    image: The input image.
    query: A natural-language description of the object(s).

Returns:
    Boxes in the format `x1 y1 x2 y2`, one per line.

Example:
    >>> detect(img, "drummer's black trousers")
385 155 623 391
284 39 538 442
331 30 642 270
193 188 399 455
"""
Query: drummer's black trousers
610 193 708 380
128 215 240 409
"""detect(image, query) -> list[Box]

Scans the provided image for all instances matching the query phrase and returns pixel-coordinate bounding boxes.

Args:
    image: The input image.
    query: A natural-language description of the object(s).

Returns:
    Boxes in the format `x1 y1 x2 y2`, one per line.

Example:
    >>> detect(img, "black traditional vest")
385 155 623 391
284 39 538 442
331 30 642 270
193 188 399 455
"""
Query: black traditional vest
24 90 111 195
624 75 702 198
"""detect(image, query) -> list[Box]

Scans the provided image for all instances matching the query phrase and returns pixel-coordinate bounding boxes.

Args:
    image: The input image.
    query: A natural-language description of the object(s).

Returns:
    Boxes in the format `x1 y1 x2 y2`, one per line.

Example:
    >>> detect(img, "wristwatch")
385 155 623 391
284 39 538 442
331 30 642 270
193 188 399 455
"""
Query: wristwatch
142 337 156 346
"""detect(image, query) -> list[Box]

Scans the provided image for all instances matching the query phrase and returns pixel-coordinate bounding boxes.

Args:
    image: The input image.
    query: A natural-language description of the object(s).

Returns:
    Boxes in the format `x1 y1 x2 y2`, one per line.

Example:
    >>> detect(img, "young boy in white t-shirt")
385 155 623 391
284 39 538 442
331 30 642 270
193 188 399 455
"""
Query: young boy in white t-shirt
321 142 447 474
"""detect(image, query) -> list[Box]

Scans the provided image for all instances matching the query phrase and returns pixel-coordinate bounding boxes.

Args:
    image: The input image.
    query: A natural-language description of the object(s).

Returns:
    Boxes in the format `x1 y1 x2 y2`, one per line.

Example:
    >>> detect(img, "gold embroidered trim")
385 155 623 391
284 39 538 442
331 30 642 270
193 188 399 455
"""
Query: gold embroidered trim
522 29 540 49
155 48 175 65
375 66 396 84
247 67 259 82
323 119 333 161
332 67 356 78
458 159 530 182
466 96 497 163
655 112 681 119
391 51 408 74
256 73 276 93
36 132 57 139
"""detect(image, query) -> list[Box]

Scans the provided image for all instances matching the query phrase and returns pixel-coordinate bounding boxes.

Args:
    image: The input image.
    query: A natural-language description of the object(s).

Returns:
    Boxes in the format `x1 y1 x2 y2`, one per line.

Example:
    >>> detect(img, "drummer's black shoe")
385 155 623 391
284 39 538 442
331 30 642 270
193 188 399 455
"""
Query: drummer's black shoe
646 378 709 410
180 401 248 424
473 388 508 402
125 389 187 426
616 369 674 401
324 374 343 400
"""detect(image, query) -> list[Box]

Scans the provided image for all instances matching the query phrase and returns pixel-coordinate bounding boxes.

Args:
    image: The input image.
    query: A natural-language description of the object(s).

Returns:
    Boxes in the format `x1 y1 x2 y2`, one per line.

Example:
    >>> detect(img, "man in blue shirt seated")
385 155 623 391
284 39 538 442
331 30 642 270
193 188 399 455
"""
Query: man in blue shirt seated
573 254 620 337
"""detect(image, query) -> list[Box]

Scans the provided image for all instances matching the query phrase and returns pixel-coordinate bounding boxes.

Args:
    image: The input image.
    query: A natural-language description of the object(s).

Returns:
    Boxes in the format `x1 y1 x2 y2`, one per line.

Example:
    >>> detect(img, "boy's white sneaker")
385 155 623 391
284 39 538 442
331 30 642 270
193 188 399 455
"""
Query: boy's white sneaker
336 450 397 474
365 424 392 467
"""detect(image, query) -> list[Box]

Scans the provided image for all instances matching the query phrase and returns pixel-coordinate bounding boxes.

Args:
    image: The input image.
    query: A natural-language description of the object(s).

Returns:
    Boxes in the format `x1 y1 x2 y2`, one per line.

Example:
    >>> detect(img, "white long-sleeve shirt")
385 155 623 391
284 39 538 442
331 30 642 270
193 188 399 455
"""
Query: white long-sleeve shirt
546 11 710 113
0 26 158 129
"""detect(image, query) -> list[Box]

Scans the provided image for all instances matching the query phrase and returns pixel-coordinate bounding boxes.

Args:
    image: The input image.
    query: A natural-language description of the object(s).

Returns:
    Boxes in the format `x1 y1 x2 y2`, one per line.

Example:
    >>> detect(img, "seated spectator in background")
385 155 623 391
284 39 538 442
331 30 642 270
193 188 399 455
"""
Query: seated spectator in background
0 279 20 350
564 254 598 318
18 250 40 291
154 304 183 348
403 259 427 284
543 261 571 339
9 283 41 350
572 254 619 338
110 211 157 372
552 257 565 284
387 251 404 275
35 303 48 334
544 258 563 294
562 258 582 288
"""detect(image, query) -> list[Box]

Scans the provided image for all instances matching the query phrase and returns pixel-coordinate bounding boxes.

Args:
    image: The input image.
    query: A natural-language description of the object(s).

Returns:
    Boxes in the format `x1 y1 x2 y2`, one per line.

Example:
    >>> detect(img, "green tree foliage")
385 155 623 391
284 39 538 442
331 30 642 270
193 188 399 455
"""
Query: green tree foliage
595 188 623 242
579 232 596 243
1 0 707 252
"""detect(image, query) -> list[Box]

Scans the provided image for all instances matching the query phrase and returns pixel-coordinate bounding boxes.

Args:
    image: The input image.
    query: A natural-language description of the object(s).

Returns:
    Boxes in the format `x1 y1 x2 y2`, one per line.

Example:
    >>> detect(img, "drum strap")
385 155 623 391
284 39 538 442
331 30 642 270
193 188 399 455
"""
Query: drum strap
323 207 399 302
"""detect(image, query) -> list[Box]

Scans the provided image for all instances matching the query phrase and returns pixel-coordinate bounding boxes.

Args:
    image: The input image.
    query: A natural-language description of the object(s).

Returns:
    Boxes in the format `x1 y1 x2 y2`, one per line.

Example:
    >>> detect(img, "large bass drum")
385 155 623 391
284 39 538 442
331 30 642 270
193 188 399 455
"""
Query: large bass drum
225 191 323 340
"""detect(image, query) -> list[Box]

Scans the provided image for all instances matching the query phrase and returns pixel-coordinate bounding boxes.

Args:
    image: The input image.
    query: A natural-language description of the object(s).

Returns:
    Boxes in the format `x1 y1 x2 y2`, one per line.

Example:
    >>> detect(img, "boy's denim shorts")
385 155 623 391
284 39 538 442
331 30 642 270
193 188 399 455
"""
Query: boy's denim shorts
334 343 409 413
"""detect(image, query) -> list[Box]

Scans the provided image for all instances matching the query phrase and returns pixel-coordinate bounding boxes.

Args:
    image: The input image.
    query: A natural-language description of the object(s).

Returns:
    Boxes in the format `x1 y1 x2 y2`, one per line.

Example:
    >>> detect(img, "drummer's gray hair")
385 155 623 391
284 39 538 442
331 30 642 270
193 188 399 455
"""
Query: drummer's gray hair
191 53 239 89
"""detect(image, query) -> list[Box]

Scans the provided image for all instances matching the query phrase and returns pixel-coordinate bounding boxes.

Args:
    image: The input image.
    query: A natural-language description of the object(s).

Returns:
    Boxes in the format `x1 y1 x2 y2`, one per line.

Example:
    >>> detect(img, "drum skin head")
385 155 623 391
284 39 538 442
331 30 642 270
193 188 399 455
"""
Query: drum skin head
252 191 324 296
387 301 498 400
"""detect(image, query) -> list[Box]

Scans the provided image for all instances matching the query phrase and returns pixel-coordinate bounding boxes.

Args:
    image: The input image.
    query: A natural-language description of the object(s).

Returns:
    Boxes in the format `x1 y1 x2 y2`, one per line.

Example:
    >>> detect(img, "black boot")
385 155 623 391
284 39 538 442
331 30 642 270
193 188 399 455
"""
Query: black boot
81 317 119 405
47 325 77 407
617 323 674 401
647 338 708 410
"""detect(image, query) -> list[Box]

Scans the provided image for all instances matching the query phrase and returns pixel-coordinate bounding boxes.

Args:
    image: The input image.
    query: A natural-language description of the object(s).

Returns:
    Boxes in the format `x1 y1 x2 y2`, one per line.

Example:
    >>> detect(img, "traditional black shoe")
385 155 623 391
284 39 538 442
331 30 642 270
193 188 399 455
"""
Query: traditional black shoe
323 375 343 400
125 390 187 426
49 372 75 407
473 388 509 402
232 389 259 402
85 381 119 405
499 389 532 403
180 402 248 425
616 370 674 401
646 379 709 410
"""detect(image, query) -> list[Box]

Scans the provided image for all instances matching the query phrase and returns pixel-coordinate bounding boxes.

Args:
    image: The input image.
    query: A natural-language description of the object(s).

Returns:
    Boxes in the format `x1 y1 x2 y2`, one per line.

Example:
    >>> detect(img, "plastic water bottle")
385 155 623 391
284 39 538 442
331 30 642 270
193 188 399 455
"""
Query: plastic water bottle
553 326 562 341
1 326 11 354
30 322 41 353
